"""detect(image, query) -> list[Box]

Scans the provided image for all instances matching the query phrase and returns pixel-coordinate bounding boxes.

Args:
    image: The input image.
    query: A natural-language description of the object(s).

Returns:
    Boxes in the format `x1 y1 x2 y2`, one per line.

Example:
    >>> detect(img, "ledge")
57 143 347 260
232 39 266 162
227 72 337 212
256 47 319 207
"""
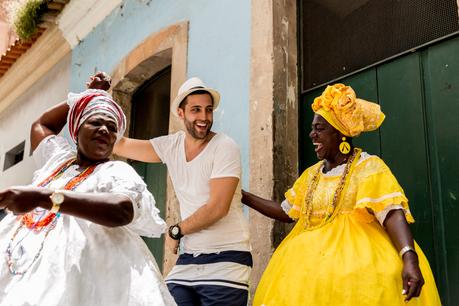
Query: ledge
0 0 70 78
0 25 71 115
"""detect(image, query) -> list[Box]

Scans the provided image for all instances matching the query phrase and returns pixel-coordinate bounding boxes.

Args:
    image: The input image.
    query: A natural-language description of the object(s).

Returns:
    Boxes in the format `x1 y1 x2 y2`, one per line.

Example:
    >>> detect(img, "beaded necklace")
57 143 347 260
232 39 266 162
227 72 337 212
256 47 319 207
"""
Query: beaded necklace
6 158 100 276
301 148 361 230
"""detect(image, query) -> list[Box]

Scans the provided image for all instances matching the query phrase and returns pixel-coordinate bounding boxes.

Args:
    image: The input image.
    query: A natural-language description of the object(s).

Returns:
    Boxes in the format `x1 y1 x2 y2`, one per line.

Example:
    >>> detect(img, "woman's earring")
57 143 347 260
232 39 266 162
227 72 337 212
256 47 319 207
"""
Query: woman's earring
339 137 351 154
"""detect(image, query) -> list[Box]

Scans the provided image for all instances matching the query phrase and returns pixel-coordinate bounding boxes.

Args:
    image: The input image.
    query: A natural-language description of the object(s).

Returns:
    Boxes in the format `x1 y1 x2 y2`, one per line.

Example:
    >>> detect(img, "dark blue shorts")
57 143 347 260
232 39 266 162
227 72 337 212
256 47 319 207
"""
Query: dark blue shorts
167 283 248 306
166 250 252 306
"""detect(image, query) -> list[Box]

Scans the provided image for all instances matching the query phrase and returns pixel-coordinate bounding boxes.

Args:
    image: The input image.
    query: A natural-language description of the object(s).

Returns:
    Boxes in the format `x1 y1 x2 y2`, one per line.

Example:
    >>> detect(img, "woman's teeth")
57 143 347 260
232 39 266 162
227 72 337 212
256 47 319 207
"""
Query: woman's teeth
313 142 323 152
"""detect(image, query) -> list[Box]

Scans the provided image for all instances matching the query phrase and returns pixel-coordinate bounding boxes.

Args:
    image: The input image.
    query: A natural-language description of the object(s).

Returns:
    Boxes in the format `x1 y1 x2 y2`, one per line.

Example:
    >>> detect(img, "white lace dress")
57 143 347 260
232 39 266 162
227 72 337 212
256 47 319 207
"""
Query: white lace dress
0 135 176 306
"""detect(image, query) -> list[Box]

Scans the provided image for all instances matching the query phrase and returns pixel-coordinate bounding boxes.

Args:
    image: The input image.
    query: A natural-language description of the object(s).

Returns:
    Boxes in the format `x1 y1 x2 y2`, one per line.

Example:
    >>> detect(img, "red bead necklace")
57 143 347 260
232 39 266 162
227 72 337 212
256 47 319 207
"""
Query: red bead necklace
6 158 101 276
21 158 98 231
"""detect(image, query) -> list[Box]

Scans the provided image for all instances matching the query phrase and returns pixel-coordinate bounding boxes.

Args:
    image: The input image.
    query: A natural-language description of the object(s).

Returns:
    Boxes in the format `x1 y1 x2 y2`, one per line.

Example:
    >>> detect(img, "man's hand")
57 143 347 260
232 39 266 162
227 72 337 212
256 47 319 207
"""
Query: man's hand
165 234 179 254
0 187 49 215
86 72 111 91
402 251 424 301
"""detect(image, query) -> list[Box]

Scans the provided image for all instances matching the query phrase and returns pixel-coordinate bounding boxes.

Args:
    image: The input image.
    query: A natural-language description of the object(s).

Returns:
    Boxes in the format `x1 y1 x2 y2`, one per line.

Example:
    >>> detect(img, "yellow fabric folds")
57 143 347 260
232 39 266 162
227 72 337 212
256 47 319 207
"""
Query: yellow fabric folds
353 164 414 223
254 152 441 306
311 84 385 137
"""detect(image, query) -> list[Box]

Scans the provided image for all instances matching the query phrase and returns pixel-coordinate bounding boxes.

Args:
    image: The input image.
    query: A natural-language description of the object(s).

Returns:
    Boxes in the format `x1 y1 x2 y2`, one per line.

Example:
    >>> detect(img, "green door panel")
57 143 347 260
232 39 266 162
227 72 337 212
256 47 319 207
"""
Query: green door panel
376 53 437 275
341 69 381 156
422 36 459 304
131 161 167 271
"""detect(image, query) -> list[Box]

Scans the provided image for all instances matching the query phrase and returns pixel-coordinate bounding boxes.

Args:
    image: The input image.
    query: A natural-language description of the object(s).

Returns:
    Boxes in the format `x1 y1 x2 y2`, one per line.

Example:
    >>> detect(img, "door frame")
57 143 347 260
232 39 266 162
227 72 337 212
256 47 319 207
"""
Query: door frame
110 21 188 274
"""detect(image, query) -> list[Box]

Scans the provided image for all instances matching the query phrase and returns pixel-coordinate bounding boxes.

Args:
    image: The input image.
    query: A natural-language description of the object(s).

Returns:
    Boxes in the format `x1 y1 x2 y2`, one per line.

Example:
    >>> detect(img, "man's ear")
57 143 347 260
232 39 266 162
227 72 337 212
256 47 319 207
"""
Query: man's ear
177 107 185 119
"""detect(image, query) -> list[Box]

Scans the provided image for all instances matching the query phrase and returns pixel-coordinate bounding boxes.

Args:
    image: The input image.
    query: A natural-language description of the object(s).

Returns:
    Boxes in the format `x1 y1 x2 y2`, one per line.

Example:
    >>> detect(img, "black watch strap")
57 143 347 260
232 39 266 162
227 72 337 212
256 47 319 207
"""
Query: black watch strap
168 224 183 240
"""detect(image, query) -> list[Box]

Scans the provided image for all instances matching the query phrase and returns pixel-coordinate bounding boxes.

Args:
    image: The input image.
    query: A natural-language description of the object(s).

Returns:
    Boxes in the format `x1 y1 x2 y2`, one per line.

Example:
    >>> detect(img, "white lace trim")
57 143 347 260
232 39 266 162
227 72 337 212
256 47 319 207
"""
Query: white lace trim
281 200 297 220
356 192 404 205
374 204 408 225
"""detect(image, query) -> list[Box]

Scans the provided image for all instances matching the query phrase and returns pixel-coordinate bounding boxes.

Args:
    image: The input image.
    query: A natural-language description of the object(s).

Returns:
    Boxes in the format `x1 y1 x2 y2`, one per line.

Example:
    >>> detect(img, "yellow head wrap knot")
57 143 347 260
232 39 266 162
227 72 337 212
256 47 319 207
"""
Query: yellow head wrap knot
311 83 385 137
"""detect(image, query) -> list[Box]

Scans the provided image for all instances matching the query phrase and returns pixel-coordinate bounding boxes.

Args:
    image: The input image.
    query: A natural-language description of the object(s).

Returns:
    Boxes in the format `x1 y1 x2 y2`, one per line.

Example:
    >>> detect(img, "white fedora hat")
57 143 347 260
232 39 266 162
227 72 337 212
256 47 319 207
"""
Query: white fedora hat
171 77 220 117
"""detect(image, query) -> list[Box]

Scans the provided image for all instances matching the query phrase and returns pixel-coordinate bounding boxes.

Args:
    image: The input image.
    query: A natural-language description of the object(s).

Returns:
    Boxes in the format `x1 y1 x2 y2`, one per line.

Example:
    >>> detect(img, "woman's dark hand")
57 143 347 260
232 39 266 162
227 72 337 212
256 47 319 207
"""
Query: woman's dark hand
402 251 424 301
86 72 111 90
0 187 49 215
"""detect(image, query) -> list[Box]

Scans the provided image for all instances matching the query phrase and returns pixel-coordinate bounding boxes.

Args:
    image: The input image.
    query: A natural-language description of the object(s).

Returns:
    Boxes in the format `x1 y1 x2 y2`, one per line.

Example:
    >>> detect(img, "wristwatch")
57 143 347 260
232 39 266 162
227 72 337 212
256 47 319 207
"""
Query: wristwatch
49 191 65 213
168 224 183 240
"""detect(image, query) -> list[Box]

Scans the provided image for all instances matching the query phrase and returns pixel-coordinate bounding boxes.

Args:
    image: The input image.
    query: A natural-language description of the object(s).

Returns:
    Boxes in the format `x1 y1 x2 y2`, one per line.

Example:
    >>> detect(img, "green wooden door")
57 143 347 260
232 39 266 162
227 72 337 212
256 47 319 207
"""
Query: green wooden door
130 67 171 271
300 36 459 305
130 162 167 270
421 36 459 304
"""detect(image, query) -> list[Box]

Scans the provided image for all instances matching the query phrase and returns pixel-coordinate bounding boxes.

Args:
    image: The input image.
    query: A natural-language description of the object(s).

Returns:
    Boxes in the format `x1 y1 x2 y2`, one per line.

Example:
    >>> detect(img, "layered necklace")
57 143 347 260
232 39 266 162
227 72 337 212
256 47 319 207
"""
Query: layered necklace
6 158 99 276
301 148 361 230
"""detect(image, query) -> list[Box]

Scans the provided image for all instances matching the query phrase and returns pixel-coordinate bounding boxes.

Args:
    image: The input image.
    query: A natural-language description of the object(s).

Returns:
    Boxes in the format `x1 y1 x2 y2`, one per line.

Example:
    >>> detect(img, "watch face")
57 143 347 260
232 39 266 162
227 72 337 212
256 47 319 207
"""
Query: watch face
52 193 64 204
171 226 179 236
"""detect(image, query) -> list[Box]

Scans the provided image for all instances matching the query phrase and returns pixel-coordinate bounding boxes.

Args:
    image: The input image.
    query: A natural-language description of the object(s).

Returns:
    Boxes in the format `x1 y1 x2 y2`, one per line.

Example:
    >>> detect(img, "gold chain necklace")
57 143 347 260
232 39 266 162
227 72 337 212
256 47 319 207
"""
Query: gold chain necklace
301 148 361 230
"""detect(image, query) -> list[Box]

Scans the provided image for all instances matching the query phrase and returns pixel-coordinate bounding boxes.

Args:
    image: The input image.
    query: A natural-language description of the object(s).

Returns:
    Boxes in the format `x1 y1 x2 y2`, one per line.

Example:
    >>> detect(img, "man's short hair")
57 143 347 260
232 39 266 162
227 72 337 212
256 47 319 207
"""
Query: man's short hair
179 90 214 110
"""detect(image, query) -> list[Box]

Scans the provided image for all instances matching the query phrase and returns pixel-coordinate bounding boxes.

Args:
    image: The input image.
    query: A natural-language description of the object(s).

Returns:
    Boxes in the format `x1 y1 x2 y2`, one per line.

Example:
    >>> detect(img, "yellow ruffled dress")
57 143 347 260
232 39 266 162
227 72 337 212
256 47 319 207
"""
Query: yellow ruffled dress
253 151 441 306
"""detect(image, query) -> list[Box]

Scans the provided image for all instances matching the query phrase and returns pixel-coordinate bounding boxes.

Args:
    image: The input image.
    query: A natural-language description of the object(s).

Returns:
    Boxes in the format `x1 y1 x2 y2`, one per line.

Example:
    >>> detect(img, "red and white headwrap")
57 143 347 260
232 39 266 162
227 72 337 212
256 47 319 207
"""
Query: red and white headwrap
67 89 126 144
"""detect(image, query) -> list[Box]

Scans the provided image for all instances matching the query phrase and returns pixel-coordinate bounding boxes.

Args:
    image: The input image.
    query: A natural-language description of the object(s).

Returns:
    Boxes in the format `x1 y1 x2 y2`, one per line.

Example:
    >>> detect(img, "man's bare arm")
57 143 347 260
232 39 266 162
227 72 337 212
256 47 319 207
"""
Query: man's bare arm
113 137 161 163
179 177 239 235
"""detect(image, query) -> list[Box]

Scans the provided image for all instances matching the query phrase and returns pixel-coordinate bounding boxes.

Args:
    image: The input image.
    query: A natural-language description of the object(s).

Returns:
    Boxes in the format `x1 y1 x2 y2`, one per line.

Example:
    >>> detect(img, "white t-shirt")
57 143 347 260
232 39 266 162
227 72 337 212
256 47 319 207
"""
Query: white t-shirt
151 131 250 254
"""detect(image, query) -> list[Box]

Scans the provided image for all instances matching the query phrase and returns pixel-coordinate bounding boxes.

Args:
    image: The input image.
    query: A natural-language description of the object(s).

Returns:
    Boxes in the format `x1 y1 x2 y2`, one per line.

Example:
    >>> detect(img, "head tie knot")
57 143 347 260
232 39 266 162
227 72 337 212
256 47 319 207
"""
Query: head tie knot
311 83 385 137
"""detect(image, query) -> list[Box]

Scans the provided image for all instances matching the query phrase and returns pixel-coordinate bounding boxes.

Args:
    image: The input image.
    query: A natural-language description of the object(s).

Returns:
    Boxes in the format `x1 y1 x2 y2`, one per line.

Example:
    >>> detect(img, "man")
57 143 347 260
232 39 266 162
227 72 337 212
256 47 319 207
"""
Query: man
114 77 251 306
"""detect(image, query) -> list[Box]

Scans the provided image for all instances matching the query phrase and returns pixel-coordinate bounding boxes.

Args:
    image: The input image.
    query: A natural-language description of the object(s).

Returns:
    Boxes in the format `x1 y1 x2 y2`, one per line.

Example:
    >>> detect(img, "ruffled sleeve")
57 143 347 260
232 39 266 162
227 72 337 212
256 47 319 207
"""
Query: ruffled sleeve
31 135 76 184
95 161 166 237
353 156 414 224
33 135 74 169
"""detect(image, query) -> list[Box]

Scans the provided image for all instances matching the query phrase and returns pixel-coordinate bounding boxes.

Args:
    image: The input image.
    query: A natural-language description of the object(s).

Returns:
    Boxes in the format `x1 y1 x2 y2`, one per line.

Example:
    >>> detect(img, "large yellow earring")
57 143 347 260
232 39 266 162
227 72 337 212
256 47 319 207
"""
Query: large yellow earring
339 137 351 154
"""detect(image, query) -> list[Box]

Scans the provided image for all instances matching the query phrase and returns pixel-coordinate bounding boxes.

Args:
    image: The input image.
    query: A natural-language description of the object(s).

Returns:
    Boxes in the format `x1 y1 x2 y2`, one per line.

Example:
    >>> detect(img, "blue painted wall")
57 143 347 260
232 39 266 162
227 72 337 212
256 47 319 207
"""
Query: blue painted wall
70 0 251 186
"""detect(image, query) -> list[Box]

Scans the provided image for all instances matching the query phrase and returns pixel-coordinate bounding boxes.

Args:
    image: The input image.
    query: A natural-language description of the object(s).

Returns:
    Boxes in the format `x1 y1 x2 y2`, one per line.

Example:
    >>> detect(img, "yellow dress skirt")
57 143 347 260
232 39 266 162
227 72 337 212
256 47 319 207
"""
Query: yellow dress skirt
253 153 441 306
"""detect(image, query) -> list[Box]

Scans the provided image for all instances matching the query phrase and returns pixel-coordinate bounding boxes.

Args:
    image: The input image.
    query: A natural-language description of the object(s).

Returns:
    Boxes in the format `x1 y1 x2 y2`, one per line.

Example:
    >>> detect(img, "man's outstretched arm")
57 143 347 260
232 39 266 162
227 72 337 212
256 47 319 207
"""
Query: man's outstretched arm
113 137 161 163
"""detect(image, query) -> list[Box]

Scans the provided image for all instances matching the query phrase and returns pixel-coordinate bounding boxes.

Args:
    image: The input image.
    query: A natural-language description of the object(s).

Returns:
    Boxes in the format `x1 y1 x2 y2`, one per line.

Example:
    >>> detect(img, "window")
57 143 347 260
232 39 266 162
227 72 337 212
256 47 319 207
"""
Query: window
3 141 25 171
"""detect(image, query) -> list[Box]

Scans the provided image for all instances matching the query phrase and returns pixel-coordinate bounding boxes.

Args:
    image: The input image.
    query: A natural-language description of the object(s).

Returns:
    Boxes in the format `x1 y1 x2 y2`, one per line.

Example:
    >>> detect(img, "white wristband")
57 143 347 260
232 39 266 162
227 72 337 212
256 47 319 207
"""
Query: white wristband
399 245 416 258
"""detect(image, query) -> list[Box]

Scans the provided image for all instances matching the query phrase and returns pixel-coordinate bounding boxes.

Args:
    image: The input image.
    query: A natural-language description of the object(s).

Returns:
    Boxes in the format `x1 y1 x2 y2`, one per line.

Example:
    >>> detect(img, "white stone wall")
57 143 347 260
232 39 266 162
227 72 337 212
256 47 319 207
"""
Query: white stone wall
0 54 71 189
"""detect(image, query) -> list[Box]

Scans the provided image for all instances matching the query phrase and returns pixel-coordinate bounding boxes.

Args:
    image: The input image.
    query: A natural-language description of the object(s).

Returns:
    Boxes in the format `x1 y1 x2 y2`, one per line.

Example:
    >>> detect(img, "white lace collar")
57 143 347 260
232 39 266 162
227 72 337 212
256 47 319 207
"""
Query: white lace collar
320 152 372 177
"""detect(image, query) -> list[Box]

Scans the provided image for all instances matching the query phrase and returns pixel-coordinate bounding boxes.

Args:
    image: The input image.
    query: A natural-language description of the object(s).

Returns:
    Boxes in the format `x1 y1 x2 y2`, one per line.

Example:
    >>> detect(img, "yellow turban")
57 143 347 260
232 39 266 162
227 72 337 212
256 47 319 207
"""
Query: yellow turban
311 84 385 137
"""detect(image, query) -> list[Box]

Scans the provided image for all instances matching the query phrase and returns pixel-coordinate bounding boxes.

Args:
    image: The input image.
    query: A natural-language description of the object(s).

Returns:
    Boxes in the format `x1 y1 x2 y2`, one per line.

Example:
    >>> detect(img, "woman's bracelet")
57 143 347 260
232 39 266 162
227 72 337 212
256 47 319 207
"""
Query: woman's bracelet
399 245 416 258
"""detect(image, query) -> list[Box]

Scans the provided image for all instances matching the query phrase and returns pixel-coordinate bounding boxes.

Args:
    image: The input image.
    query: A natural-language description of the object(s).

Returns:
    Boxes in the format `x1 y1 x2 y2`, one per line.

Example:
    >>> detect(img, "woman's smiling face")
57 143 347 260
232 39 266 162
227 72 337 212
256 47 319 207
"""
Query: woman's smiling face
309 114 342 161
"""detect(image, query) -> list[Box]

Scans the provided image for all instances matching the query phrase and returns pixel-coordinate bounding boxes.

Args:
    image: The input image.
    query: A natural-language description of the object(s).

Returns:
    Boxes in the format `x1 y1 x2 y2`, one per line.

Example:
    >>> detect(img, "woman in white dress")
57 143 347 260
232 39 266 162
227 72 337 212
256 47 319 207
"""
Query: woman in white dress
0 73 176 306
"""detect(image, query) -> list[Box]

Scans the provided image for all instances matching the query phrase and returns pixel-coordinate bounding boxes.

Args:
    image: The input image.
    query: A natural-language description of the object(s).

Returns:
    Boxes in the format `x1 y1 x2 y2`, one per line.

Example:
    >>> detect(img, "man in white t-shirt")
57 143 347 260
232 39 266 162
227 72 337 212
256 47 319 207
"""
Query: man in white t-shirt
114 77 251 305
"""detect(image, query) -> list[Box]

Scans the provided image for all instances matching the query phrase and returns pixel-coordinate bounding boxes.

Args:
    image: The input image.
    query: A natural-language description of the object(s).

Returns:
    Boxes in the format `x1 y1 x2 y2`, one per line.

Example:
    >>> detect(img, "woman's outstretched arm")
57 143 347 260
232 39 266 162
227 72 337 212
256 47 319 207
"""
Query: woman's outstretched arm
241 190 293 223
0 187 134 227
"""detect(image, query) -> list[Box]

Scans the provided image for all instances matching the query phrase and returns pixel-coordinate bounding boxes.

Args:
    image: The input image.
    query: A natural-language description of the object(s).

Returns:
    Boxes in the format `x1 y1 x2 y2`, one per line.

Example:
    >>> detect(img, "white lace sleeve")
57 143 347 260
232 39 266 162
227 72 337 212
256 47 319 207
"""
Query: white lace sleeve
33 135 74 169
281 200 297 220
96 161 166 237
374 204 408 225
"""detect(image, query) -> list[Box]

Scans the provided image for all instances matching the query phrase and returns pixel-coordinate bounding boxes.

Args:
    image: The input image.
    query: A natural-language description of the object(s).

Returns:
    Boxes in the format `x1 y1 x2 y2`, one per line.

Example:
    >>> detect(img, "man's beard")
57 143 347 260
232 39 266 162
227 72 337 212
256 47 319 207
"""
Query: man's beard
184 118 213 139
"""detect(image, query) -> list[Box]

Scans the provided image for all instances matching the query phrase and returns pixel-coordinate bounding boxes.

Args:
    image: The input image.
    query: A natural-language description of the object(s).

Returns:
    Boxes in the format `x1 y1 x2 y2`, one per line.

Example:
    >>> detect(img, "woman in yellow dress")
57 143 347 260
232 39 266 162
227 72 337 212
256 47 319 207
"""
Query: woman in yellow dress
242 84 441 305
